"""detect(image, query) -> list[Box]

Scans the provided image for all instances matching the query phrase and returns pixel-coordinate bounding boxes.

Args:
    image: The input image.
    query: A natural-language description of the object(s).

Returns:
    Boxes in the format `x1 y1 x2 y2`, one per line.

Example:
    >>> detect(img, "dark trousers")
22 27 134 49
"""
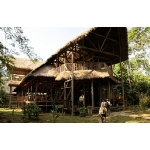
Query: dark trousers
78 101 83 107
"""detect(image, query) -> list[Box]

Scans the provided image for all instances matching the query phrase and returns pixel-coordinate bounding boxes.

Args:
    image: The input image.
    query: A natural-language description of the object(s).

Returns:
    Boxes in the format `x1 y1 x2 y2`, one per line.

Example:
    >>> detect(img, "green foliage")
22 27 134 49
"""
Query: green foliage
139 93 150 110
0 27 42 86
51 108 60 123
49 97 60 122
79 107 87 117
126 89 139 105
22 104 41 122
128 27 150 75
113 30 150 105
0 87 8 107
0 27 41 61
128 27 150 53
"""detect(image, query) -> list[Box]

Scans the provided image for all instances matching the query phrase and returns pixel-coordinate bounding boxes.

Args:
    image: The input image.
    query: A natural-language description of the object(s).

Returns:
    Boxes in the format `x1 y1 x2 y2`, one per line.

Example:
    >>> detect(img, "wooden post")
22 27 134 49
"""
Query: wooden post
21 88 23 107
108 79 111 101
9 86 12 108
91 79 94 109
64 82 66 107
71 46 74 116
64 55 67 107
83 81 86 107
35 81 37 103
17 91 19 108
120 59 125 110
99 80 101 106
118 28 125 110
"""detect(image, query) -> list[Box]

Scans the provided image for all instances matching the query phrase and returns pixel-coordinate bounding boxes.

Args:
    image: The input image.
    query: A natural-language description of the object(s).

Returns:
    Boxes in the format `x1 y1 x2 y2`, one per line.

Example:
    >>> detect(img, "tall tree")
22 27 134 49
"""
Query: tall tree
0 27 42 85
128 27 150 74
113 27 150 105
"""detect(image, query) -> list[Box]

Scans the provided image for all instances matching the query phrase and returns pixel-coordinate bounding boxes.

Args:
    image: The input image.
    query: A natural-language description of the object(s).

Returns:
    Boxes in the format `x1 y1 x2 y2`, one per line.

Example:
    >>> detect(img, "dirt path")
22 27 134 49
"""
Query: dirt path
91 110 150 123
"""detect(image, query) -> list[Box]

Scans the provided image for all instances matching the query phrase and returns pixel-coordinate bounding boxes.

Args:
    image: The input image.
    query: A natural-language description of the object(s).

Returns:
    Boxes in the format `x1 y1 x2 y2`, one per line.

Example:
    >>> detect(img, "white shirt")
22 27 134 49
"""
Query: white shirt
79 95 84 102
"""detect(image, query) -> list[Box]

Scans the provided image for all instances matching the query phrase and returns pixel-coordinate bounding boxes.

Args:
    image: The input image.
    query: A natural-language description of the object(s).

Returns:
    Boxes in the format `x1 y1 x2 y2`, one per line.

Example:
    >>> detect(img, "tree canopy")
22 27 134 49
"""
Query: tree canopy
0 27 42 85
114 27 150 106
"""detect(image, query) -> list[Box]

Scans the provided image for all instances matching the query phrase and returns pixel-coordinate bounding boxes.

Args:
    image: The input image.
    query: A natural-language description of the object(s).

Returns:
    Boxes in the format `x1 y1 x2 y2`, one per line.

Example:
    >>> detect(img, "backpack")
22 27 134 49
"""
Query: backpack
104 101 109 108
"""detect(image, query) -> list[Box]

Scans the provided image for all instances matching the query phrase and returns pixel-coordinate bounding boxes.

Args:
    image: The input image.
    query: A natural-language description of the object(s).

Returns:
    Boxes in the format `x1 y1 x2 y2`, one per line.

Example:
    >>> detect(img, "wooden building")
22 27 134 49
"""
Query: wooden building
14 27 128 114
8 58 43 108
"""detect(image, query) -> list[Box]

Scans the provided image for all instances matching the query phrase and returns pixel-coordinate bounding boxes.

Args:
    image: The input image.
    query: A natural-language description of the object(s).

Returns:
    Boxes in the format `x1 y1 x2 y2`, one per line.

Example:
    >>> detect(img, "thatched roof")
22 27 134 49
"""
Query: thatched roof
7 80 21 86
46 27 128 65
12 57 43 70
2 83 16 94
13 63 58 92
55 70 120 83
25 64 58 78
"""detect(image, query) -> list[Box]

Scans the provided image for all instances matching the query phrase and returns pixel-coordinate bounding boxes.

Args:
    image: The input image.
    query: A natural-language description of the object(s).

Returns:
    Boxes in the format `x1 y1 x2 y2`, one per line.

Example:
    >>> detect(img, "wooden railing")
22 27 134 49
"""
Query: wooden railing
56 62 111 73
11 74 25 81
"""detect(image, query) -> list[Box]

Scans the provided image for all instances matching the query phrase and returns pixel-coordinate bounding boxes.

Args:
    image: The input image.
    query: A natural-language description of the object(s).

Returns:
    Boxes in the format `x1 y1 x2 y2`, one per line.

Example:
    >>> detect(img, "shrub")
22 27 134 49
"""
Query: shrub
79 107 87 117
22 104 41 122
139 93 150 110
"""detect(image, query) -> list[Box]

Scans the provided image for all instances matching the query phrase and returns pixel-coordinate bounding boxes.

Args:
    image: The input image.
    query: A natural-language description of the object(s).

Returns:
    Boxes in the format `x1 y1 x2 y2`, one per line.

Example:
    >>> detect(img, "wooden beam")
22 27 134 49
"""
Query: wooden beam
91 31 118 43
86 36 99 51
100 28 112 52
79 46 120 58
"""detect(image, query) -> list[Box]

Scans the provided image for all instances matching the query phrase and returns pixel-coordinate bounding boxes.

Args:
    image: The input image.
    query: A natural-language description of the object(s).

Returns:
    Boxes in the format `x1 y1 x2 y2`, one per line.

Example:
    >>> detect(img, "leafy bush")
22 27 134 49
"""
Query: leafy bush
0 88 8 107
79 107 87 117
22 104 41 122
126 89 139 105
139 93 150 110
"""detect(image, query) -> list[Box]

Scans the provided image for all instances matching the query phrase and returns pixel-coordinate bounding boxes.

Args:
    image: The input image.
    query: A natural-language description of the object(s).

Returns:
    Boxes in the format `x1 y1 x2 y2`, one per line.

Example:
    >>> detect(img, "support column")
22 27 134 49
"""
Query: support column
9 86 12 108
21 88 23 107
17 91 19 108
91 79 94 109
35 81 38 103
118 28 125 110
120 59 125 110
71 46 75 116
64 82 66 107
99 80 101 106
83 82 86 107
64 55 67 107
108 79 111 101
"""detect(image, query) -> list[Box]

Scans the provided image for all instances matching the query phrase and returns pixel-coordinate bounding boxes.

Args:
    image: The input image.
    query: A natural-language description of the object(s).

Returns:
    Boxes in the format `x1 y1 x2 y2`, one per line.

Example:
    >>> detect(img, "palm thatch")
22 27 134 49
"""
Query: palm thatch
7 80 21 86
46 27 128 65
12 57 43 70
25 64 58 78
55 69 120 83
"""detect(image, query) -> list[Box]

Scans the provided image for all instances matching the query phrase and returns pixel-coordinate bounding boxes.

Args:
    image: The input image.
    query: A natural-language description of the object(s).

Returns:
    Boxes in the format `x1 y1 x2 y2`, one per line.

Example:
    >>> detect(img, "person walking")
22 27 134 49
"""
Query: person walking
106 99 112 115
99 99 107 122
79 94 84 107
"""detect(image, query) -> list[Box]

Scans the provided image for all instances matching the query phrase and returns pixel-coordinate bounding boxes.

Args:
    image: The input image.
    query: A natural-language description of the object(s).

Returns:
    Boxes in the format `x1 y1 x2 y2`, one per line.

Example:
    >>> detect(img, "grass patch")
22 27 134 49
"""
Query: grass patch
0 108 99 123
1 107 150 123
107 115 133 123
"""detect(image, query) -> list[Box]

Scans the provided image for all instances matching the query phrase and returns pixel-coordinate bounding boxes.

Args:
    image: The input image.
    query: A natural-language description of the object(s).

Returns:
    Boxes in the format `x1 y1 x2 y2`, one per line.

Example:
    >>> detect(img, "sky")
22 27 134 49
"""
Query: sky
22 27 89 61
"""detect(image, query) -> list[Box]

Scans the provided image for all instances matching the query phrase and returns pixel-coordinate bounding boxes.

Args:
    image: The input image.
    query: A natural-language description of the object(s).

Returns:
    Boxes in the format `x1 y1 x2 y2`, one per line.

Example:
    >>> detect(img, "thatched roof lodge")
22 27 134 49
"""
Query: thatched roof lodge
8 57 43 108
46 27 128 65
8 57 43 86
12 27 128 114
